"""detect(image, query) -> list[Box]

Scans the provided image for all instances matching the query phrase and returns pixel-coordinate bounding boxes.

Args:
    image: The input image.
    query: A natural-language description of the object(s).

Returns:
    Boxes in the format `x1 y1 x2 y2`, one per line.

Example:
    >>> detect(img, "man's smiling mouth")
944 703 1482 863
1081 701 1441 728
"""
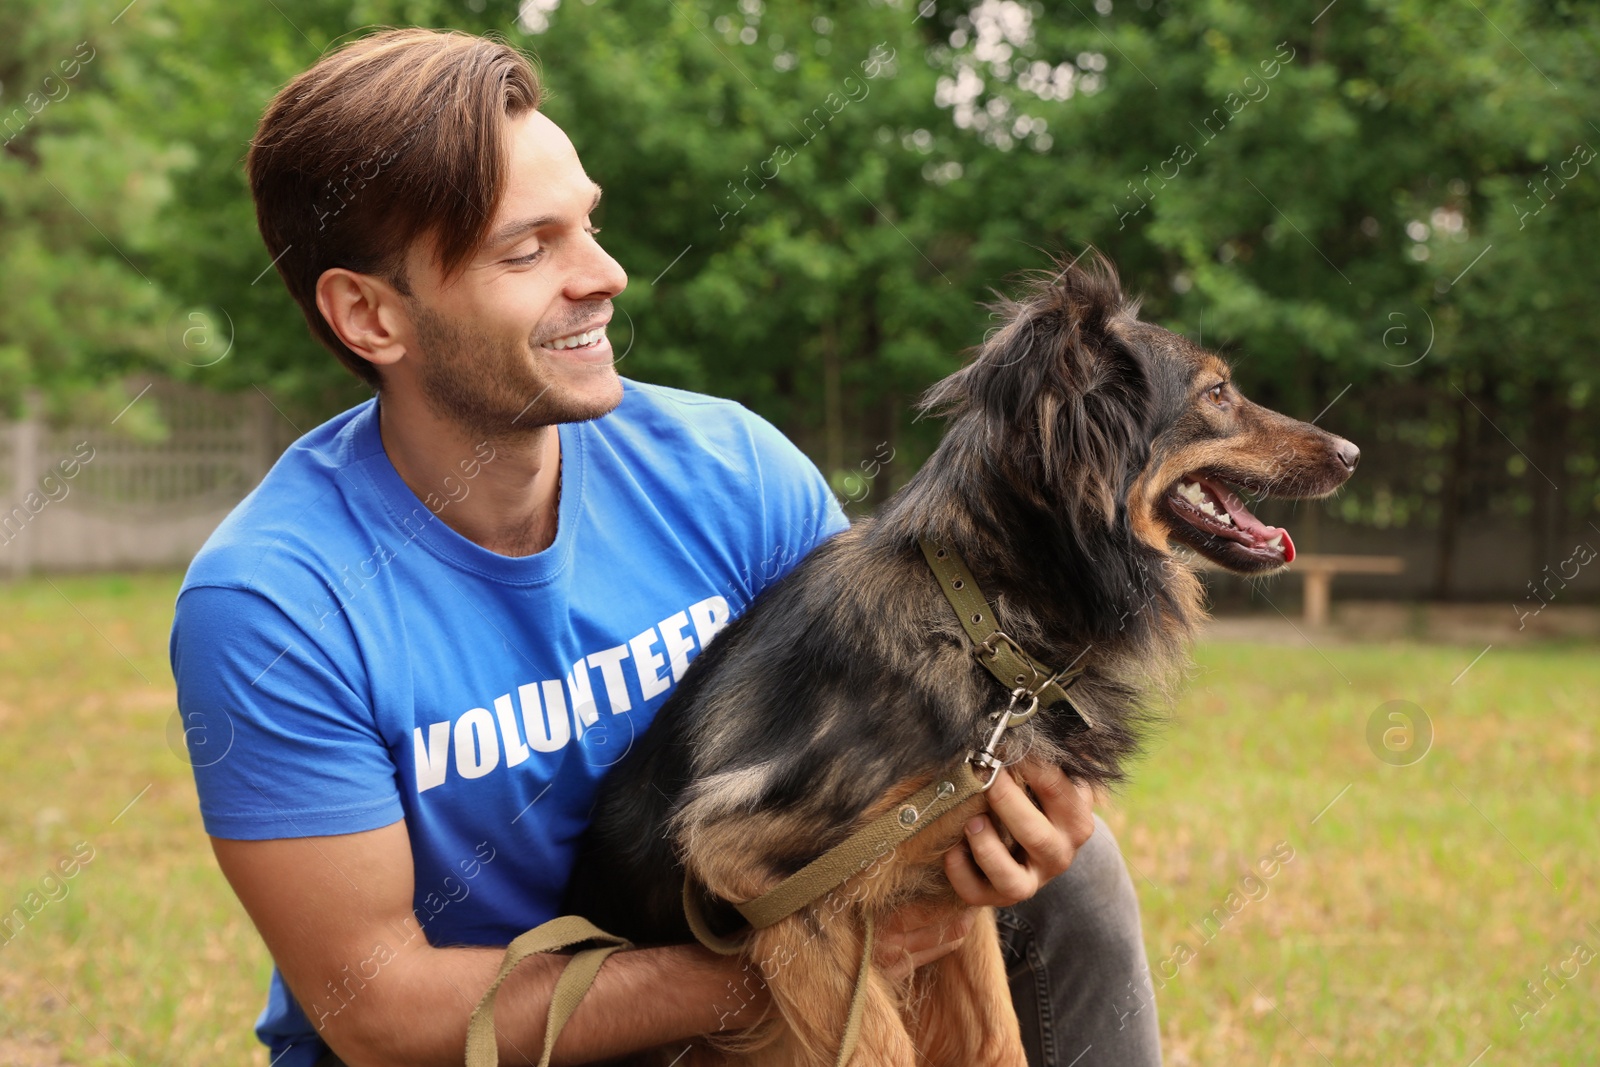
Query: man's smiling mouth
543 325 607 351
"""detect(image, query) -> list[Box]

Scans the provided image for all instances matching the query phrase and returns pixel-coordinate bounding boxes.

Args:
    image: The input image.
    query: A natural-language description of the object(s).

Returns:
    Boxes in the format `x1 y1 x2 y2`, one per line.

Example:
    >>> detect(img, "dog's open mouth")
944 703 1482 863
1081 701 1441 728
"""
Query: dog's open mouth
1163 473 1294 571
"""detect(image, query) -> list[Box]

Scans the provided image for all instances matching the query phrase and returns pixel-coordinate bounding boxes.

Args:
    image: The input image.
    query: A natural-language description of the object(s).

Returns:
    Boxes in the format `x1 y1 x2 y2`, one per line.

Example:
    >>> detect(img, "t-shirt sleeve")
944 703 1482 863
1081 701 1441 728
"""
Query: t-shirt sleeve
743 408 850 592
170 584 404 841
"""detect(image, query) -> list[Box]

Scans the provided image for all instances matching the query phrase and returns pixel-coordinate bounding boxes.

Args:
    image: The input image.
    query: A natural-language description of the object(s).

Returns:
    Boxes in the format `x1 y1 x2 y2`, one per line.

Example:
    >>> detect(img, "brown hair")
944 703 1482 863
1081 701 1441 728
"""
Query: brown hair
246 27 542 388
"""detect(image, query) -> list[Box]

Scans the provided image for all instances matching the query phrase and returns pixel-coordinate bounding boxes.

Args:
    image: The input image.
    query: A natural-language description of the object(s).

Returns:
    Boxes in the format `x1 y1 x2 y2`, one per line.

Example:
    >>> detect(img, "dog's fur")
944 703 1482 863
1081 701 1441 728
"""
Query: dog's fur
563 253 1357 1066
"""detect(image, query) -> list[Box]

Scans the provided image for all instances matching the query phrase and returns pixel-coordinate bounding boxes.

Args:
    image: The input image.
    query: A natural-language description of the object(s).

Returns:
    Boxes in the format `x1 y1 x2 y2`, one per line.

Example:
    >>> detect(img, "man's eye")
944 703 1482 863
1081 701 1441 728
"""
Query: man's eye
506 249 544 267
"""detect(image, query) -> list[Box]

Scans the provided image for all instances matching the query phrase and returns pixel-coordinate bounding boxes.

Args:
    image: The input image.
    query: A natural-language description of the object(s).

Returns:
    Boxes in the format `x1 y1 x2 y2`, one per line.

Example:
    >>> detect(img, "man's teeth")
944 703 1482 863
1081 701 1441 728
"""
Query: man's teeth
546 326 605 350
1178 480 1233 525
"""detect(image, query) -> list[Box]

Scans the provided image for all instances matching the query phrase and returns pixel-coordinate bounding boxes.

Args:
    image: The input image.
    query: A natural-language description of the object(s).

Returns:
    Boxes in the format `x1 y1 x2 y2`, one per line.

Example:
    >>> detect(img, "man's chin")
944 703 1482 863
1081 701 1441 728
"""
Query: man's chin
553 363 625 418
506 364 624 431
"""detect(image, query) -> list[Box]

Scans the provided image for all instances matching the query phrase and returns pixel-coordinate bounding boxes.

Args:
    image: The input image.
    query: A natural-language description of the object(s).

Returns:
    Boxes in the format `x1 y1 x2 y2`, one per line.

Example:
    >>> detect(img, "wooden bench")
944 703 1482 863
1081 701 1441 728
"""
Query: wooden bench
1290 554 1405 625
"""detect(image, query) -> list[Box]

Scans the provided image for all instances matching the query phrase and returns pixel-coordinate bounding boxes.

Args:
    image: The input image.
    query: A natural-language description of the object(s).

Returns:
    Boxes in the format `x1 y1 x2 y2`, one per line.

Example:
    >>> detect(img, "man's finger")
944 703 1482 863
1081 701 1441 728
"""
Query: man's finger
985 766 1074 880
963 814 1039 903
1014 759 1095 849
904 935 963 970
943 834 1012 907
877 901 941 937
873 908 975 980
883 909 966 954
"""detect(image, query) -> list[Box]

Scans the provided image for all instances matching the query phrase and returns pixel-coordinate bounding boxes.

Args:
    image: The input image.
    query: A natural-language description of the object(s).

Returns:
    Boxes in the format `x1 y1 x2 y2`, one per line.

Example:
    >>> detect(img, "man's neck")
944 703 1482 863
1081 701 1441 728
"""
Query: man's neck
376 389 561 558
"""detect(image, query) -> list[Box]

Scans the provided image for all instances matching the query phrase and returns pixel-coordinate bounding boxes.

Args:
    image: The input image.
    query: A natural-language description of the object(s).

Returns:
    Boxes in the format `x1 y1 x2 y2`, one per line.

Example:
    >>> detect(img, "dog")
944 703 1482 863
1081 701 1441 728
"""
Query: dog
562 252 1359 1066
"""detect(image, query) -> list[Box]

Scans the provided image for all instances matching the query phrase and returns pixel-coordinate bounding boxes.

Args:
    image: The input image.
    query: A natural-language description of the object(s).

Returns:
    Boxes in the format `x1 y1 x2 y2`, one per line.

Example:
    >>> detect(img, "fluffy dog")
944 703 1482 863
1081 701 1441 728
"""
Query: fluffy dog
563 252 1359 1066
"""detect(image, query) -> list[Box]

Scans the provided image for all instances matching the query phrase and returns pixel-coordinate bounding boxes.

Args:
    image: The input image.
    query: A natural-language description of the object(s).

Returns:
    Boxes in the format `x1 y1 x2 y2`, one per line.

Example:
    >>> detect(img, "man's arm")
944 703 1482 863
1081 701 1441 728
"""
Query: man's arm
211 821 758 1067
213 821 985 1067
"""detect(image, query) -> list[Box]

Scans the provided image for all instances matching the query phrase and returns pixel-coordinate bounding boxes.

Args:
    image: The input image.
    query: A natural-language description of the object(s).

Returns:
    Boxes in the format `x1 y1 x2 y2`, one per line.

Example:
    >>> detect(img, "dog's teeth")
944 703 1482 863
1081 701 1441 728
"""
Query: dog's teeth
1199 501 1218 516
1179 482 1204 504
1217 512 1233 525
1266 533 1283 550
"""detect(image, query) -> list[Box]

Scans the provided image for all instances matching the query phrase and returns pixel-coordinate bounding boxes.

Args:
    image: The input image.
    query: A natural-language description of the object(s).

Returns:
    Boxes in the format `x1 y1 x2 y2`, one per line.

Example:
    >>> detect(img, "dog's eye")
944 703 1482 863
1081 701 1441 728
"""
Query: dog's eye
1206 383 1228 407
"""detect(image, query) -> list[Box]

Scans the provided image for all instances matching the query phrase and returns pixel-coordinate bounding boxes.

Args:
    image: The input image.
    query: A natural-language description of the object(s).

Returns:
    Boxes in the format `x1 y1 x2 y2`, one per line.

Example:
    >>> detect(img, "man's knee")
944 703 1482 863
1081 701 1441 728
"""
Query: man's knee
995 815 1163 1065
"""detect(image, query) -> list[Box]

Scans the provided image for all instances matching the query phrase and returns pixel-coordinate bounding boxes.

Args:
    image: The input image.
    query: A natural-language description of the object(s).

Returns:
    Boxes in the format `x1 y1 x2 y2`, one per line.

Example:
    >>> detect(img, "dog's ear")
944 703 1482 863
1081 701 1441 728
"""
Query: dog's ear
921 251 1152 520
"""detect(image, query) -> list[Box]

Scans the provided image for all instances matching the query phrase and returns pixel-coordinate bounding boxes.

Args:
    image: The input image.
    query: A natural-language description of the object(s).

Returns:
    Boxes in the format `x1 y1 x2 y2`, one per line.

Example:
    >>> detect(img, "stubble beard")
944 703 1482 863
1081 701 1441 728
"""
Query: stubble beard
407 298 622 446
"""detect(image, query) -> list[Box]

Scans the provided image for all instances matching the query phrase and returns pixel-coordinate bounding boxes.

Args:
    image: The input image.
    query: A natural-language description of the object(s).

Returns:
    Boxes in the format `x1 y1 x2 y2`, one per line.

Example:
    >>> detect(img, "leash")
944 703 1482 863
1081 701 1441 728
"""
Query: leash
682 763 988 1066
464 915 632 1067
465 536 1088 1066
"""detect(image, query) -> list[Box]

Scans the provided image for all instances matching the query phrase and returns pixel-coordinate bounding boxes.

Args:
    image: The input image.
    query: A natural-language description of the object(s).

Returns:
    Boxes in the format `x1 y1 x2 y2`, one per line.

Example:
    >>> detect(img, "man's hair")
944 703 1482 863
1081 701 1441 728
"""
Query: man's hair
246 27 542 388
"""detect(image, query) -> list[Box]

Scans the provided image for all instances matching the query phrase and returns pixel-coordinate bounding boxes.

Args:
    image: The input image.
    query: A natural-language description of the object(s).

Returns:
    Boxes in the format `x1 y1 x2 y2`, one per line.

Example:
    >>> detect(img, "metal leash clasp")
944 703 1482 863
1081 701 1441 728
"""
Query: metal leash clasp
971 687 1040 790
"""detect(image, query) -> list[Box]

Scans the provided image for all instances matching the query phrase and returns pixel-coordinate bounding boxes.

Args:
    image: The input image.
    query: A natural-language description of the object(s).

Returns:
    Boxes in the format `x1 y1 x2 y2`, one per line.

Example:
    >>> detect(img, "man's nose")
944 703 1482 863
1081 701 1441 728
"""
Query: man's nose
573 239 628 302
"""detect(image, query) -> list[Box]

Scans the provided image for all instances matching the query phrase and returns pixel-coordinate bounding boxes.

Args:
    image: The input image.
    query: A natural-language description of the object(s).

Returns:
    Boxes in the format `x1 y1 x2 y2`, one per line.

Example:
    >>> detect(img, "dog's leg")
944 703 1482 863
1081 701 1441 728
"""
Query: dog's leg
907 907 1026 1067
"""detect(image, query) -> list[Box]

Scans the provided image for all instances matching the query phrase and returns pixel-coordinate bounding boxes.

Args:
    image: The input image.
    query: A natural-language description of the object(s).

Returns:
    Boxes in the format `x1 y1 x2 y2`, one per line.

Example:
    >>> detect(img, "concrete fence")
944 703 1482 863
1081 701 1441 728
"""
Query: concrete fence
0 379 1591 610
0 380 295 576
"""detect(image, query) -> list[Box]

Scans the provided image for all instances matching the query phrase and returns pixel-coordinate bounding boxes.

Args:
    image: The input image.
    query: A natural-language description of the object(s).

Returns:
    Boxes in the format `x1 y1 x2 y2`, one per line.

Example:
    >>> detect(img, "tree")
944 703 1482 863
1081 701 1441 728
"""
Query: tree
3 0 1596 584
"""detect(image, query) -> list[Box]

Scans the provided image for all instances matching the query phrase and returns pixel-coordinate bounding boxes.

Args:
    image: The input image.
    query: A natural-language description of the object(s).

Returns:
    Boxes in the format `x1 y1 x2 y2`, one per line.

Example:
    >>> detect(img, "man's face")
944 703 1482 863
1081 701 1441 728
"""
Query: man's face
395 110 628 440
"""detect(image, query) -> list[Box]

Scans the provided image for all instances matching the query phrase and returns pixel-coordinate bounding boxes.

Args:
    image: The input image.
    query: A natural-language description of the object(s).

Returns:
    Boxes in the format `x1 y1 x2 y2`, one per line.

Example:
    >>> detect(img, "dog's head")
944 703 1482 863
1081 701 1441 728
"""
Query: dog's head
1122 317 1359 574
920 251 1358 579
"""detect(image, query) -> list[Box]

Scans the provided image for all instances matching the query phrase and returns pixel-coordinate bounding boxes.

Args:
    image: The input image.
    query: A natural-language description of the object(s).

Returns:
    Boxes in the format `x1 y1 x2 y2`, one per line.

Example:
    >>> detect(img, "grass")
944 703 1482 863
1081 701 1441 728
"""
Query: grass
1108 638 1600 1065
0 572 1595 1065
0 572 271 1066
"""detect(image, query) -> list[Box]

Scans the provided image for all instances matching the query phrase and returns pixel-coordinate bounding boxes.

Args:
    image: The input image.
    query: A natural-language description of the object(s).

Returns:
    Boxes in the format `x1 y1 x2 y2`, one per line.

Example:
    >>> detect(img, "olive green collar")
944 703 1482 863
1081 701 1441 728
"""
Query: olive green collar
917 536 1093 730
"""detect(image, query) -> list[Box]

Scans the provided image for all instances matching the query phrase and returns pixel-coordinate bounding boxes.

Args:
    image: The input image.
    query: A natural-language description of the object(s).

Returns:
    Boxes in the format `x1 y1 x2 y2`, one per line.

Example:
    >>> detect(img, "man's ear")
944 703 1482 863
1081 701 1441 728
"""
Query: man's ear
315 268 410 371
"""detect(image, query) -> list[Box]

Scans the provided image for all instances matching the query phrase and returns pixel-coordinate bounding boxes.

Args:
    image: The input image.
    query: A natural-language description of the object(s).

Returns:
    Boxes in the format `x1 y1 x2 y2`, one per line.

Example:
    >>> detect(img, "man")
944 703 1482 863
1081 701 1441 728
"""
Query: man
171 27 1161 1067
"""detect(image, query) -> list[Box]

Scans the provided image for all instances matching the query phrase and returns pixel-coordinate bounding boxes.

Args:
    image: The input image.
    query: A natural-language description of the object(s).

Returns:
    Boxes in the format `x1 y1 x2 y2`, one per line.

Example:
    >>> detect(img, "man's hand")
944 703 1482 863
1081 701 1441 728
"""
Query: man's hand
870 759 1094 982
873 903 977 983
944 757 1096 908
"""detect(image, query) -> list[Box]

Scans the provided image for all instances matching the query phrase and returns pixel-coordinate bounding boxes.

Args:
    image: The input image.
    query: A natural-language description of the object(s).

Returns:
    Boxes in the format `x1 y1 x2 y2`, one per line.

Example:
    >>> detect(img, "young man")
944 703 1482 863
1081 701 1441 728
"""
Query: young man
171 28 1162 1067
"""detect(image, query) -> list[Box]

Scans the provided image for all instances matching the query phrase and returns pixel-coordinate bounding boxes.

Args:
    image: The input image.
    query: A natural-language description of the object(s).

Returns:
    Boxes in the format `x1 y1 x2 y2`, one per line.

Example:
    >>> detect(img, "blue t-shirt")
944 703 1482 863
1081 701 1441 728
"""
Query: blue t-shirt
169 379 847 1067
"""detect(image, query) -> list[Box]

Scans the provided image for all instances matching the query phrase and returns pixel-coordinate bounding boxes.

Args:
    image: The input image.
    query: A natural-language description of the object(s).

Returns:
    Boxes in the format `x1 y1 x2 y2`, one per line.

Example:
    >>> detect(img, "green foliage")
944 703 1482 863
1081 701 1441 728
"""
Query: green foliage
1 0 1596 547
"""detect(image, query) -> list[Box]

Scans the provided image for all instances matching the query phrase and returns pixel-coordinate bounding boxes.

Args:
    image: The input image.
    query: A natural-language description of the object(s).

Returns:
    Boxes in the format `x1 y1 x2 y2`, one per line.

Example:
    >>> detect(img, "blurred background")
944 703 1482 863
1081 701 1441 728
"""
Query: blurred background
0 0 1595 1064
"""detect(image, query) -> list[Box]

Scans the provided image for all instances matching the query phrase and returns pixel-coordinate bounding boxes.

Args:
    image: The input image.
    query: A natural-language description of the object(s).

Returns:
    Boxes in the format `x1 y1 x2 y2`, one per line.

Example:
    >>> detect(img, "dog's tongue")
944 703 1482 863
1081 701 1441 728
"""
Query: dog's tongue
1197 477 1295 563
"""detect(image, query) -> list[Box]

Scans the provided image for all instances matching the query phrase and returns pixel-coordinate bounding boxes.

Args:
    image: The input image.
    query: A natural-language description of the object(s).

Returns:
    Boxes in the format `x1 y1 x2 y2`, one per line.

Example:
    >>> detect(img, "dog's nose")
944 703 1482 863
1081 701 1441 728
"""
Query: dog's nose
1334 438 1360 471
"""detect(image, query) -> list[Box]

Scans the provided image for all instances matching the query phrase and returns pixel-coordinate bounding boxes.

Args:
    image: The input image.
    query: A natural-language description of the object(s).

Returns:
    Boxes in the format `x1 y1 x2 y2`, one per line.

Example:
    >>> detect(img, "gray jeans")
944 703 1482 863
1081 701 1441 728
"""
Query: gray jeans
996 814 1163 1067
314 814 1161 1067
